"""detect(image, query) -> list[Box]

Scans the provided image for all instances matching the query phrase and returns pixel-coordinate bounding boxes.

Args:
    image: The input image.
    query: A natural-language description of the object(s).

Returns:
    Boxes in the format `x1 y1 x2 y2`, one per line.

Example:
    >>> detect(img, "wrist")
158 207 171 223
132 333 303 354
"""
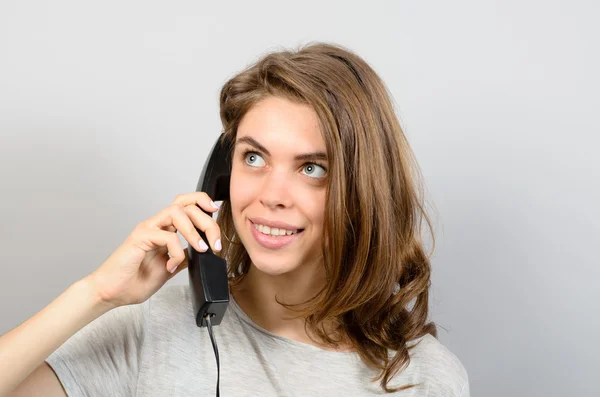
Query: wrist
75 276 117 313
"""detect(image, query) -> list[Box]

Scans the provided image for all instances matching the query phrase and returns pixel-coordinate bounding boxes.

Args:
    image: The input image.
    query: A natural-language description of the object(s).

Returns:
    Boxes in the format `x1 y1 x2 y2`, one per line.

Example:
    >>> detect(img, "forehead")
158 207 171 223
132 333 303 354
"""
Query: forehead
236 96 325 152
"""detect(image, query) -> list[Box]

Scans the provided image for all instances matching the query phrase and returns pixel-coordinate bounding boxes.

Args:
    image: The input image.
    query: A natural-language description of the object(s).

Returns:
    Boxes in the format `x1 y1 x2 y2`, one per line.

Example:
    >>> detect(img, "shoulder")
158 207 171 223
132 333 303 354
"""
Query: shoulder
400 334 469 396
145 283 193 322
151 282 190 303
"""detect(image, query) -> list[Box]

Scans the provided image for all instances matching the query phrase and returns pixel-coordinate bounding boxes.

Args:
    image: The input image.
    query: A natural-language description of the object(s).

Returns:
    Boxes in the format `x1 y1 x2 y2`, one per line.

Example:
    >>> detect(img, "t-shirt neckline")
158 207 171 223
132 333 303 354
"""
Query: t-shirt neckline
228 295 357 357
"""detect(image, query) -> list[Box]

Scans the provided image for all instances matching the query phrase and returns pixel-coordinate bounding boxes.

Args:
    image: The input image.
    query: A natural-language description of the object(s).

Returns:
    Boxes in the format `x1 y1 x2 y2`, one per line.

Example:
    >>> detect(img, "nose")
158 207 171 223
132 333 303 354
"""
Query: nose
258 168 293 210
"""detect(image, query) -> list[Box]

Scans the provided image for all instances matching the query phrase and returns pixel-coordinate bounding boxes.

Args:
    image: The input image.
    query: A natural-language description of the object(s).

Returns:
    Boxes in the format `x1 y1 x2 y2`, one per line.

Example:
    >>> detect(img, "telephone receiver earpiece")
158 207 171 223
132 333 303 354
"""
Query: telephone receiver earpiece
188 134 232 327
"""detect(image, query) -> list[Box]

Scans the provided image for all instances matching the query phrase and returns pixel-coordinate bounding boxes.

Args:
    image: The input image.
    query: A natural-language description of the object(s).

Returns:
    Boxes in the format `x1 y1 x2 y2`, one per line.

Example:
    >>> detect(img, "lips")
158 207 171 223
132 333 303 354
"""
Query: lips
248 218 304 249
248 216 303 232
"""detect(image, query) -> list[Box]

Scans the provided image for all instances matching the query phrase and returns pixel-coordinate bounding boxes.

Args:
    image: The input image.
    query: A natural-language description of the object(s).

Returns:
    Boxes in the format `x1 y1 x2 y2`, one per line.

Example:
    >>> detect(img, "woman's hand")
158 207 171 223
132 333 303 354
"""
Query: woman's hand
86 192 222 309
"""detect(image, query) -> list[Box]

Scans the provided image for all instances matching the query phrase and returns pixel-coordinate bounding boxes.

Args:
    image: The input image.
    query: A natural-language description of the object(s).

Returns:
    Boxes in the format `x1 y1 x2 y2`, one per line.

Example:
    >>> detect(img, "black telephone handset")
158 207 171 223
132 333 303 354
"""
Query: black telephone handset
187 134 231 328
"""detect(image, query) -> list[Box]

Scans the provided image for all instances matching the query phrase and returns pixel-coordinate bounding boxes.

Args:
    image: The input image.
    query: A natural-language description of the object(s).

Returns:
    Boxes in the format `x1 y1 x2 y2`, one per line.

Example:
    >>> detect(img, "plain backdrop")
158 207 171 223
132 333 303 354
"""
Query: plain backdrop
1 1 598 396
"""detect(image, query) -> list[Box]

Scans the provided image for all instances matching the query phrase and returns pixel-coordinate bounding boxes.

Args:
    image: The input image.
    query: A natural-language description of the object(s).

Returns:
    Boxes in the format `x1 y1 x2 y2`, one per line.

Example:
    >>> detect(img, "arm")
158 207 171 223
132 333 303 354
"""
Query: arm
8 363 66 397
1 277 113 396
3 191 220 396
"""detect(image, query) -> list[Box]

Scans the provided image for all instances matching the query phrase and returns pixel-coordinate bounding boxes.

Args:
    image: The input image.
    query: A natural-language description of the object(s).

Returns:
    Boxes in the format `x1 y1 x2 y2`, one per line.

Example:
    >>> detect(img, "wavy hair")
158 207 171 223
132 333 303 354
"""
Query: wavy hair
215 42 437 393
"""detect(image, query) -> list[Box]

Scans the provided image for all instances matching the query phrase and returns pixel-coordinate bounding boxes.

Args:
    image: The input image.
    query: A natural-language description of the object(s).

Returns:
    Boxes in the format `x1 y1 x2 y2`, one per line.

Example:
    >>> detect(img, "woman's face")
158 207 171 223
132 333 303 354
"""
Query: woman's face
229 96 328 279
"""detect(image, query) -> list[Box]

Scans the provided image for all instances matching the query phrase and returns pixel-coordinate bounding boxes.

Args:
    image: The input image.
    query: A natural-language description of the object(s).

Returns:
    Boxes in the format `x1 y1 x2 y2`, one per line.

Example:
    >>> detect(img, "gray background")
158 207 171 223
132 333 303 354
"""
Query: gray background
1 1 598 396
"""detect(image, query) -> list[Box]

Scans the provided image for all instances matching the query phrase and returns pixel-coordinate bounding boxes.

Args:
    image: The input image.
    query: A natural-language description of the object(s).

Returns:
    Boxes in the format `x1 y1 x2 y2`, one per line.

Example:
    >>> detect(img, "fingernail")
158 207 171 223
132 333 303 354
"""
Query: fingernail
169 265 179 274
210 201 221 209
199 240 209 251
215 239 222 251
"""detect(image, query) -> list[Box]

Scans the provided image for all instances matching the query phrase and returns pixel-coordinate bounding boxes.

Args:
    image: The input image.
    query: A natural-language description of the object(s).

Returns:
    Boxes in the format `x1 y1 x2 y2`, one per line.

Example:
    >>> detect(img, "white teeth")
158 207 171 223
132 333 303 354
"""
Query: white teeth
253 222 298 237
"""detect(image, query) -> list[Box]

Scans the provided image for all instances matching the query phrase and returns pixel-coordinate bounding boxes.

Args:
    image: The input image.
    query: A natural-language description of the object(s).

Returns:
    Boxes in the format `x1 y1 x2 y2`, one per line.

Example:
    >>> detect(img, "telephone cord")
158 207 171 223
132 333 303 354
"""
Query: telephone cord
205 314 221 397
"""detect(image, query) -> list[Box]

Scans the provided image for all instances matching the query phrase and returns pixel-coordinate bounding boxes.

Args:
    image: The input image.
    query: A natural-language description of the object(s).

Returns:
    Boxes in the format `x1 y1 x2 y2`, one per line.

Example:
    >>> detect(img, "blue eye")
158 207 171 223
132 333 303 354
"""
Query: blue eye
245 152 266 167
302 163 327 178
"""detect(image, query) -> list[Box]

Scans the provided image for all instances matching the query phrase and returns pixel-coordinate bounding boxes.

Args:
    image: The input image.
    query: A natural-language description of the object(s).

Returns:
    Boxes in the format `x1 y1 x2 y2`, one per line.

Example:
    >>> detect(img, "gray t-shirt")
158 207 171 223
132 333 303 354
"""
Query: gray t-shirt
46 284 469 396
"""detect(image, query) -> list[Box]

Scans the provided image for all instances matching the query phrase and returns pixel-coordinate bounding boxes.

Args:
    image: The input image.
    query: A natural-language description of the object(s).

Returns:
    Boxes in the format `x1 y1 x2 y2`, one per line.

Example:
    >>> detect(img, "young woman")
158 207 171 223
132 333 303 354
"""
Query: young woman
2 43 469 396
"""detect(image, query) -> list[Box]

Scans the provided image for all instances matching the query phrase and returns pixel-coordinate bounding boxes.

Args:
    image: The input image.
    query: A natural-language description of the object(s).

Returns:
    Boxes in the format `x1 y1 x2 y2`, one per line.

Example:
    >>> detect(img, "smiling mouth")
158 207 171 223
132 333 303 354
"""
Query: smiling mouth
250 221 304 237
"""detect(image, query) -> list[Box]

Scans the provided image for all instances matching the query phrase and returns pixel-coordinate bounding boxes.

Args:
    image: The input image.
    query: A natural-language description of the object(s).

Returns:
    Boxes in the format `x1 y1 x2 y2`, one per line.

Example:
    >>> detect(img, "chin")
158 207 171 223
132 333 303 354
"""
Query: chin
248 254 300 277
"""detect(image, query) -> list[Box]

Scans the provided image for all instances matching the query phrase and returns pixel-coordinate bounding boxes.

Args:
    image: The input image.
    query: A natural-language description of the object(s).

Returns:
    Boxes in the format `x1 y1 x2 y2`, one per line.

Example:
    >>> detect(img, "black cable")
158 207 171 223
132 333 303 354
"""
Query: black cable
205 314 220 397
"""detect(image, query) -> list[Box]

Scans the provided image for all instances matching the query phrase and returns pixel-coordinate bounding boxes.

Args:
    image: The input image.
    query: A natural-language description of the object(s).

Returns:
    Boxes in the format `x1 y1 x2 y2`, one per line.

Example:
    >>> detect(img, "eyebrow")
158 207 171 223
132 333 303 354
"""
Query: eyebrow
236 136 328 162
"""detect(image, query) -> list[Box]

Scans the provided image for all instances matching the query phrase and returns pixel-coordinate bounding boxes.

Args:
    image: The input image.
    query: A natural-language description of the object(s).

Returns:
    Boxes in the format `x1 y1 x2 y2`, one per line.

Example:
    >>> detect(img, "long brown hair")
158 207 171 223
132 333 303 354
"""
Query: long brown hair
215 42 437 393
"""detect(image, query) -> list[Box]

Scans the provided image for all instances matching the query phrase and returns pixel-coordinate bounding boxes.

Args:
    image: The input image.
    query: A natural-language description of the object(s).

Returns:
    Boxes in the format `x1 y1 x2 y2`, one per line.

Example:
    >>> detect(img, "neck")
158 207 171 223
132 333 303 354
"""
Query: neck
231 261 351 352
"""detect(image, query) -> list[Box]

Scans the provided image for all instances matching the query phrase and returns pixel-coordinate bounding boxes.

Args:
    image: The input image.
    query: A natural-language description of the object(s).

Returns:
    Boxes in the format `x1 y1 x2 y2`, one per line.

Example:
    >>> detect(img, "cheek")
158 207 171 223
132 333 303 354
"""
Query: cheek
300 189 326 229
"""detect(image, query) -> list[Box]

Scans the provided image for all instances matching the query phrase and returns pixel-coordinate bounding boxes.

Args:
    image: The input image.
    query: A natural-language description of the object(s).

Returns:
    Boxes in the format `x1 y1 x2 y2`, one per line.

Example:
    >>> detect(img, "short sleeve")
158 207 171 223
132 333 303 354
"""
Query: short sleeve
458 378 470 397
46 300 149 397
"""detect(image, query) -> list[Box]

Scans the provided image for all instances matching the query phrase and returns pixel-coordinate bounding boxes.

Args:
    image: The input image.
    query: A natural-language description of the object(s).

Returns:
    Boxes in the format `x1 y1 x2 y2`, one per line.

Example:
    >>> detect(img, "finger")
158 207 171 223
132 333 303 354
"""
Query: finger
183 205 222 252
171 206 216 252
167 247 190 276
157 205 220 252
145 204 201 235
137 228 186 273
145 191 222 231
172 192 221 214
